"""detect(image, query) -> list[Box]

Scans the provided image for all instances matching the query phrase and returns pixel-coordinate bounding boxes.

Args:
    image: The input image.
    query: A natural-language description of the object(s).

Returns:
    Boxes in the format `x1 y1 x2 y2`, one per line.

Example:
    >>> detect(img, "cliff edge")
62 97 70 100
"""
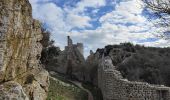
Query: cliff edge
0 0 49 99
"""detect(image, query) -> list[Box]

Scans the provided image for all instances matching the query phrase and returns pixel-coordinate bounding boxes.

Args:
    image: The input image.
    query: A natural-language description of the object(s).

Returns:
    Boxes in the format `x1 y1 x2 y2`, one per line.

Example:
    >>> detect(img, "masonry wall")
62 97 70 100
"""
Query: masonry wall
76 43 83 56
98 56 170 100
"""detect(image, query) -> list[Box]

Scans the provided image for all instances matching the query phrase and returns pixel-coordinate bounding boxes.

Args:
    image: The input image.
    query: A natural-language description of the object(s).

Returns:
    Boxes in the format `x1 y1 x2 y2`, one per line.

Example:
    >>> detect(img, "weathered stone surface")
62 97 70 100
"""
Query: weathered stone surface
85 51 100 85
0 81 29 100
87 45 170 100
0 0 49 99
85 44 134 86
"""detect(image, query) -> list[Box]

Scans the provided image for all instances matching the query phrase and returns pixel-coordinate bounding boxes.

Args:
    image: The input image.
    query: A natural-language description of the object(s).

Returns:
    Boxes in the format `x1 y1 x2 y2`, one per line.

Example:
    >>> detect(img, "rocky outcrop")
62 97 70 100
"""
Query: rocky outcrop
0 81 29 100
0 0 49 99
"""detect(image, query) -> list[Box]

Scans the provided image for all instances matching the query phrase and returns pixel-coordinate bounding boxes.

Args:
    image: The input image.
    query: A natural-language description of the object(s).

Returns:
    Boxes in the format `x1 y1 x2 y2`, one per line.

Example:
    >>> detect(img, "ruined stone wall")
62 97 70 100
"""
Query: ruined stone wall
66 36 84 57
0 0 49 100
50 36 85 81
76 43 83 56
98 56 170 100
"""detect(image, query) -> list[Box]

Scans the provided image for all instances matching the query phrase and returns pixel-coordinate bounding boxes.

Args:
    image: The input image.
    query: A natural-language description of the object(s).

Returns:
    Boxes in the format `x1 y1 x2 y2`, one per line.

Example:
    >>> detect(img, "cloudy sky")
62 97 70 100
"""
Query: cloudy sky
29 0 170 57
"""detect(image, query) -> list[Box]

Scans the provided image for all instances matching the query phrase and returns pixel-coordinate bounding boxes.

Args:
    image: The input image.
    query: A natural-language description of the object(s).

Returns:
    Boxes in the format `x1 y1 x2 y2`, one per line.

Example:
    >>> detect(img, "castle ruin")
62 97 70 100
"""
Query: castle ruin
65 36 84 56
52 36 85 80
98 55 170 100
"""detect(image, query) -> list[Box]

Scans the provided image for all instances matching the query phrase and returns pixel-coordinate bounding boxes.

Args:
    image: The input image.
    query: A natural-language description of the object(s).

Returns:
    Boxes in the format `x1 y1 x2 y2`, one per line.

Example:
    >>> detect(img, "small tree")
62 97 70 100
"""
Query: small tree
40 27 60 65
41 28 54 48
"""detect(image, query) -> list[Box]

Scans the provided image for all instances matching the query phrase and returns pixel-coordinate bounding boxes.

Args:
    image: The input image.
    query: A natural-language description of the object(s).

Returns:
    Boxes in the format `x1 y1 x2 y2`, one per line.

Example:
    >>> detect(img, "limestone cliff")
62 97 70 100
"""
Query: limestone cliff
0 0 49 99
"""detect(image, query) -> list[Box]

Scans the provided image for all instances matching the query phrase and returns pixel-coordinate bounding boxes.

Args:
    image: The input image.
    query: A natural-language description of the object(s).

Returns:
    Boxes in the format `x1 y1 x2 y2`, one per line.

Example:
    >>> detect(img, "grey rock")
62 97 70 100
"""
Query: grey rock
0 0 49 100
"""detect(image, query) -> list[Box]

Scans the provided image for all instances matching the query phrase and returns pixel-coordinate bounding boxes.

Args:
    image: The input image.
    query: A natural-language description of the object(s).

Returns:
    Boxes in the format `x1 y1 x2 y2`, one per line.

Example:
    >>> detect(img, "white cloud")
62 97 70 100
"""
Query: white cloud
69 0 169 56
66 14 92 28
63 0 106 20
29 0 93 46
29 0 170 57
139 39 170 47
77 0 106 8
100 0 146 24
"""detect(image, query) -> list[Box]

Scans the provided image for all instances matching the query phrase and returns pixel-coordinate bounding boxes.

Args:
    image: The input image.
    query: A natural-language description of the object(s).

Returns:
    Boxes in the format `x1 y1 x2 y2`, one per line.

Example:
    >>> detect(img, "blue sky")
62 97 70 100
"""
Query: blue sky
29 0 170 57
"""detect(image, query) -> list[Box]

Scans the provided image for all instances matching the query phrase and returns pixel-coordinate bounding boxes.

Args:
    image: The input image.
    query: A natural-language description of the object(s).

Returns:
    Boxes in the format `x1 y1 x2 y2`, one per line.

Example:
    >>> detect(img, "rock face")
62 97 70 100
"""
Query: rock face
0 0 49 99
0 81 29 100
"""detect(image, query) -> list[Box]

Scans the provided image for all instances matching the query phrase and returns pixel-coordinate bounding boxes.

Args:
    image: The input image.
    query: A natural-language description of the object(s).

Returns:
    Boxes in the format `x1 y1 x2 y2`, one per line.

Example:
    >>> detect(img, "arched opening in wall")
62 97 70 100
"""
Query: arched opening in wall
157 90 168 100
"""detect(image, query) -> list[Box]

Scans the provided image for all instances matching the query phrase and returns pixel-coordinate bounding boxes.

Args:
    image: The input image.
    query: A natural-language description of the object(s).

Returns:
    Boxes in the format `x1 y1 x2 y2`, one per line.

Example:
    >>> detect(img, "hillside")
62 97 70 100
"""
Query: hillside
89 43 170 86
47 73 88 100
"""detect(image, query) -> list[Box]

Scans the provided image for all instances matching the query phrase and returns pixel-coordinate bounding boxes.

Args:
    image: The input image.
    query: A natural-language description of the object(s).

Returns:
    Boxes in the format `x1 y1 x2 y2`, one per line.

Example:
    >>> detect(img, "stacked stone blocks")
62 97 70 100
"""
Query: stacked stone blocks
66 36 84 56
98 56 170 100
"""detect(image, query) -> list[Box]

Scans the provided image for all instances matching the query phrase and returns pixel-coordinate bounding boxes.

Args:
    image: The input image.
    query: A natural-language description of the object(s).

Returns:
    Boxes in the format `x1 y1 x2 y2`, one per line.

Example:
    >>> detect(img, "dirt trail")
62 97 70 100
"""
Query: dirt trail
70 80 94 100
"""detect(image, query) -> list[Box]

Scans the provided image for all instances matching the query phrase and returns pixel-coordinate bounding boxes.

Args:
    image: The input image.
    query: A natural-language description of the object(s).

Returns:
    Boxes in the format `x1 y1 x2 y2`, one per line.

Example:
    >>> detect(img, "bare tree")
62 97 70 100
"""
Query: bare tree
40 28 55 48
143 0 170 40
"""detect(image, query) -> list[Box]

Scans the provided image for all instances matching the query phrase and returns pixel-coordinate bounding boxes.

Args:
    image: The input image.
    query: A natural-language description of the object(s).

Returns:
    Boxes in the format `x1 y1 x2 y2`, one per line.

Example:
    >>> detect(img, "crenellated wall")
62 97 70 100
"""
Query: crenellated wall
98 56 170 100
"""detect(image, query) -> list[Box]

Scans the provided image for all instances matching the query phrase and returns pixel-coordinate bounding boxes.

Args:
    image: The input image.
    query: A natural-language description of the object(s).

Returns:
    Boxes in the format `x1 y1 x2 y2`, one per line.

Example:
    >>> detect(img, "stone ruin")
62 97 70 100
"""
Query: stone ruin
64 36 85 79
65 36 84 56
98 55 170 100
49 36 85 81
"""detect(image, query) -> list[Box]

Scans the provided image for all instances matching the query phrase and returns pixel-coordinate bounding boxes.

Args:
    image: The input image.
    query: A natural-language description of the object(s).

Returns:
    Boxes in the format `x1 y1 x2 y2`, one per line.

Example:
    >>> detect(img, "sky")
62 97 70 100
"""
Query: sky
29 0 170 57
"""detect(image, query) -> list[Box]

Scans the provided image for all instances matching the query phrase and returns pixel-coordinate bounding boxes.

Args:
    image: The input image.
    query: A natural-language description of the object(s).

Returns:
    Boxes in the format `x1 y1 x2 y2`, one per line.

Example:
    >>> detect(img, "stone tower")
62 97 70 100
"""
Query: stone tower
64 36 85 80
66 36 84 56
67 36 73 47
76 43 84 56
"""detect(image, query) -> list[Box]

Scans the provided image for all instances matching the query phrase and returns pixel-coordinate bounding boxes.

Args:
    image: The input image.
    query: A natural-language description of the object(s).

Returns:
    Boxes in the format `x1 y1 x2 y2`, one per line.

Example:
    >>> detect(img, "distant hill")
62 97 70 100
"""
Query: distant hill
93 43 170 86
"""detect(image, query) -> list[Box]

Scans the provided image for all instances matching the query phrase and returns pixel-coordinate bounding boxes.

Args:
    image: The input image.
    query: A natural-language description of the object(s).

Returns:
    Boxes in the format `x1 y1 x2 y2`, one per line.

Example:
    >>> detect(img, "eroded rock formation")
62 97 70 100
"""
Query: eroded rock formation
0 0 49 99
